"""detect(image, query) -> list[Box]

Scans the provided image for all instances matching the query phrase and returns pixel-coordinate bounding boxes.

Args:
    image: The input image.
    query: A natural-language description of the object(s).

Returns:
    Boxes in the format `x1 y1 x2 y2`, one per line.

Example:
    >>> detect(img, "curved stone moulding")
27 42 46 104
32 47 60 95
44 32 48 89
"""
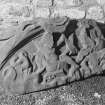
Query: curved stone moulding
47 17 70 33
0 18 45 73
50 16 70 28
0 20 45 71
14 19 43 46
0 35 16 67
0 29 44 71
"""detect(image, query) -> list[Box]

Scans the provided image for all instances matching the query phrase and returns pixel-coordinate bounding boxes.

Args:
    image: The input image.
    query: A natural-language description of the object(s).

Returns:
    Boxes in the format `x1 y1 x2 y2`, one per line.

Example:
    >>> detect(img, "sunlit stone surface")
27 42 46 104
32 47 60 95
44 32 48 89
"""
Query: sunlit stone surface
66 8 85 19
0 2 33 26
54 0 83 8
0 36 16 64
0 17 104 95
97 0 105 5
86 6 104 20
52 8 85 19
0 0 105 99
33 0 52 7
34 7 50 18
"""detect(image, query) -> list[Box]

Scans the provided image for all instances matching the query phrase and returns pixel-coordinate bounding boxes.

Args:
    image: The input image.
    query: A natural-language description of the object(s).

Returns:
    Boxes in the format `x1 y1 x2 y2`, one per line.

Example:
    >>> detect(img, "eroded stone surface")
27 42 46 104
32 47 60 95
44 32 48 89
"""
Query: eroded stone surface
52 8 85 19
86 6 104 20
2 50 33 94
54 0 83 8
0 36 16 65
0 2 33 27
34 7 50 18
33 0 52 7
0 18 105 95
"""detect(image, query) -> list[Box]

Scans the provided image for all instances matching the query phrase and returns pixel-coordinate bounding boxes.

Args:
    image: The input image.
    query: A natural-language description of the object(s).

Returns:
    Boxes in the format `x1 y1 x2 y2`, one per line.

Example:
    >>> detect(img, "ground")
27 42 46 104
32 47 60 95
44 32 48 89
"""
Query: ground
0 76 105 105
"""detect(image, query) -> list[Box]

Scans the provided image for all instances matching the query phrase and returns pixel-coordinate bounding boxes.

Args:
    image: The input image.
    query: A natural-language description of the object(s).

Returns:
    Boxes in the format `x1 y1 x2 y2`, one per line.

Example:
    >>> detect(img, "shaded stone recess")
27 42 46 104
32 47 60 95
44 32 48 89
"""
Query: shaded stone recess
0 17 105 95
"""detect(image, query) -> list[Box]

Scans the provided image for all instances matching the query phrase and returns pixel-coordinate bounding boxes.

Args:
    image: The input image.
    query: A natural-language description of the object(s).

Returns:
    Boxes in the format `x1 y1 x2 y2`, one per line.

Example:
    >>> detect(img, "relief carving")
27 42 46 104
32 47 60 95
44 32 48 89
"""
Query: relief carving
1 18 105 95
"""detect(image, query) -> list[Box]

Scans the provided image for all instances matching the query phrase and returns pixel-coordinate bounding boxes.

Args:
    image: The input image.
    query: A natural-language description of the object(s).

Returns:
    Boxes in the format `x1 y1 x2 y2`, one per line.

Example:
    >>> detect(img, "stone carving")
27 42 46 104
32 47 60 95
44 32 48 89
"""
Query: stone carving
2 51 32 94
0 19 45 71
1 18 105 95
